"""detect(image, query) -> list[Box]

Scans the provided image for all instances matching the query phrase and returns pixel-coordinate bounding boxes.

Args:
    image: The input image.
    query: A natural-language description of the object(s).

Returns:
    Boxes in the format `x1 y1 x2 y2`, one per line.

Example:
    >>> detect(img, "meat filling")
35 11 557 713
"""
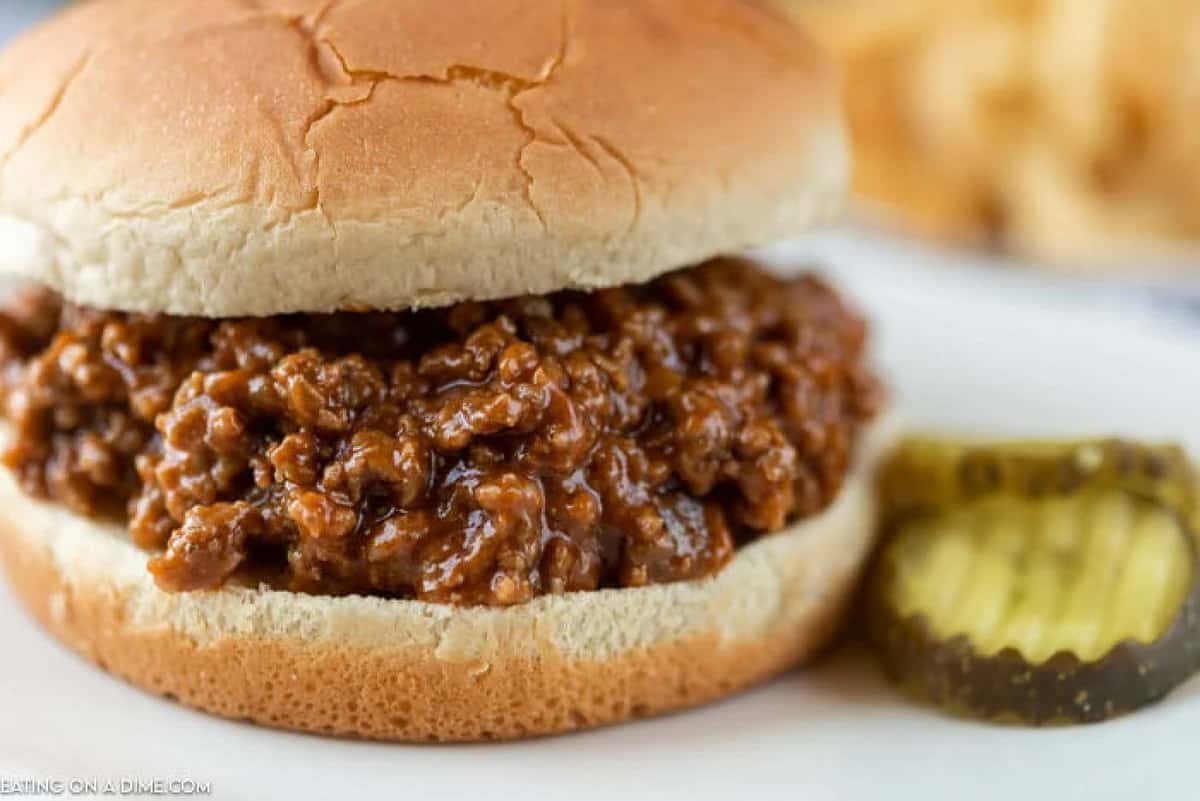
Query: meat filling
0 259 880 605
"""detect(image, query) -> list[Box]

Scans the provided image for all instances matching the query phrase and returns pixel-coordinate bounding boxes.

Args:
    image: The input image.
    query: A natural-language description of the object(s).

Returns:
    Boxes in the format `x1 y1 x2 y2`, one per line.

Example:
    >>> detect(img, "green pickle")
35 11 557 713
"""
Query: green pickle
870 438 1200 724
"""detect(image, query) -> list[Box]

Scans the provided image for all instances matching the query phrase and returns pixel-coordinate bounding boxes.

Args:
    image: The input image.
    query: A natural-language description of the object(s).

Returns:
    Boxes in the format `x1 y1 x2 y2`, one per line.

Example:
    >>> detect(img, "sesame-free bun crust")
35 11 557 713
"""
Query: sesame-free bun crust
0 414 895 742
0 0 846 316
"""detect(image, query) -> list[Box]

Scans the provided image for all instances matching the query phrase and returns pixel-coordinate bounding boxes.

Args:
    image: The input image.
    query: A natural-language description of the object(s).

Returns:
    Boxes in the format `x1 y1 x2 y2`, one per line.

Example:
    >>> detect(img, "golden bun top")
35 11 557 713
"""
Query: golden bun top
0 0 846 315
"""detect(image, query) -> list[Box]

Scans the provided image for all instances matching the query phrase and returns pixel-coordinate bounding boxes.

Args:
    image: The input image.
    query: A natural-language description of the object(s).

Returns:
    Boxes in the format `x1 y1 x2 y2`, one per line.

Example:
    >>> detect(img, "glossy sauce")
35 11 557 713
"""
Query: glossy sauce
0 259 879 605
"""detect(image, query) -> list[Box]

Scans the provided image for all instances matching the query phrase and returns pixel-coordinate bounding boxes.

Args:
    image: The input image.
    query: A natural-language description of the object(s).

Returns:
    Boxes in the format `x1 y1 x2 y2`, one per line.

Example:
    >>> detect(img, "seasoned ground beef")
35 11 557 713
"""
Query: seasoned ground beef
0 259 880 605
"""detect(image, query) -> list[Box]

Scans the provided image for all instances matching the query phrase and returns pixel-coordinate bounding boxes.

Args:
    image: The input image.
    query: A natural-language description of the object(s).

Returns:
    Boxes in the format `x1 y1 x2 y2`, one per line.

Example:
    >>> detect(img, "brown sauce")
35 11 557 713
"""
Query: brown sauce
0 259 880 605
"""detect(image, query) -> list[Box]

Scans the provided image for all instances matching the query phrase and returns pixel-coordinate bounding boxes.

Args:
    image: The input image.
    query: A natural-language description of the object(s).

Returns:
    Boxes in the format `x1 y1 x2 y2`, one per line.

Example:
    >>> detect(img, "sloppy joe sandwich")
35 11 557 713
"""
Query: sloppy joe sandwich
0 0 892 741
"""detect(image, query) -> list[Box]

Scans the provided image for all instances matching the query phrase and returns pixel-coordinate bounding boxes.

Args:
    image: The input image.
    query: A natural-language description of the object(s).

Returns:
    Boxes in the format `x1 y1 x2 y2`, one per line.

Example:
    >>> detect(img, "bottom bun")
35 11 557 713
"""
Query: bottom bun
0 413 897 742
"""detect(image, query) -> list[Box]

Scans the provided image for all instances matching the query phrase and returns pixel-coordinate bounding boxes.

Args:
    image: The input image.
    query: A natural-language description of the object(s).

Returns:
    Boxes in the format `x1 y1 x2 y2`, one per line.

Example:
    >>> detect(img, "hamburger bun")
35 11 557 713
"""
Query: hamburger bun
0 411 896 742
0 0 887 744
0 0 845 316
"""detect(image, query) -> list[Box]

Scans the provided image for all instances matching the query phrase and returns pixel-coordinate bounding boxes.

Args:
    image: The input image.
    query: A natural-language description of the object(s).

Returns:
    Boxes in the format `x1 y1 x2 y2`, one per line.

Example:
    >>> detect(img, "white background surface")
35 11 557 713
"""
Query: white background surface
1 233 1198 800
0 0 61 44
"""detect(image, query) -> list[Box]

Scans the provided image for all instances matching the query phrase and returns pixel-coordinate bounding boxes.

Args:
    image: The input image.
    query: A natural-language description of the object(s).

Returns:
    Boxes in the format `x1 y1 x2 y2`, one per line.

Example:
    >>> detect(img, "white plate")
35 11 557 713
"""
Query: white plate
2 235 1198 801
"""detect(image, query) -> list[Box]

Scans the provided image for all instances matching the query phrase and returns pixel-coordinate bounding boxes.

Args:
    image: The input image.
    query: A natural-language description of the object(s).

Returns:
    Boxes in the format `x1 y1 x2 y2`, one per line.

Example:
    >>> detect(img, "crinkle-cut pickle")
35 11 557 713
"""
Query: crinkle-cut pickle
869 437 1200 725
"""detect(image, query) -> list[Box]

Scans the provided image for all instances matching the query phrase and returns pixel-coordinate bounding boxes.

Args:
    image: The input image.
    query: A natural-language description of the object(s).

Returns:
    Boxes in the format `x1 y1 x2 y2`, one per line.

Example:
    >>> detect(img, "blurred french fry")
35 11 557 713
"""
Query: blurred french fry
775 0 1200 268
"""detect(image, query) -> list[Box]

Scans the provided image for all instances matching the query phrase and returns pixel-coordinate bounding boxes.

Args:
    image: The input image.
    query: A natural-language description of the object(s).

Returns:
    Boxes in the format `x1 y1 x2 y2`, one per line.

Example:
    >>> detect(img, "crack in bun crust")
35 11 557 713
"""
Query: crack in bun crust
0 0 845 316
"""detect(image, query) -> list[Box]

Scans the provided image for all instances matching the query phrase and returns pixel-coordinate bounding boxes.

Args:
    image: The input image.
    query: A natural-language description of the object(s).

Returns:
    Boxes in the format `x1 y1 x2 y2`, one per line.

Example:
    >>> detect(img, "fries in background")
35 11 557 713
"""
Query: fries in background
776 0 1200 268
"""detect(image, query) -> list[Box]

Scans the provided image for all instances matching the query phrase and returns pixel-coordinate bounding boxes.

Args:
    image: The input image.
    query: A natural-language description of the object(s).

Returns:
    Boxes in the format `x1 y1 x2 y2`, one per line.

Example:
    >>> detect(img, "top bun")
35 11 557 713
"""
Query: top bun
0 0 846 316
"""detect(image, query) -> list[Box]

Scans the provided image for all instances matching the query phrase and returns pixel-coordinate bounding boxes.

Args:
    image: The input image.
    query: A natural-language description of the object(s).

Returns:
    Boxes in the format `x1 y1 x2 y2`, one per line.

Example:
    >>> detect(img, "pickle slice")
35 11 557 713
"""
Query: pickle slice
869 438 1200 724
